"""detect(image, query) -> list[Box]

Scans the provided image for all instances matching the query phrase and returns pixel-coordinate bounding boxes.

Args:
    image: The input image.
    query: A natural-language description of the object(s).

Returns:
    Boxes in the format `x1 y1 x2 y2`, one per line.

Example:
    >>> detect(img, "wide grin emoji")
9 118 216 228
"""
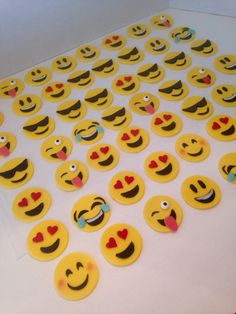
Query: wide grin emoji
181 96 213 120
127 23 150 38
206 114 236 141
101 34 126 50
86 144 119 171
100 223 142 266
0 78 24 98
84 88 113 110
111 74 140 95
41 82 71 102
144 37 170 55
213 54 236 74
150 112 182 137
72 119 104 145
51 55 77 73
190 39 218 57
12 94 42 116
129 92 159 115
75 44 100 61
158 80 188 101
0 132 16 158
187 67 216 88
56 99 87 122
169 26 196 43
150 14 174 29
24 66 51 86
117 47 144 65
117 126 149 153
71 194 110 232
109 171 144 205
41 135 73 162
22 115 55 139
218 152 236 184
92 58 119 77
101 105 131 130
26 219 68 261
144 195 183 233
67 70 94 89
137 63 165 83
211 84 236 107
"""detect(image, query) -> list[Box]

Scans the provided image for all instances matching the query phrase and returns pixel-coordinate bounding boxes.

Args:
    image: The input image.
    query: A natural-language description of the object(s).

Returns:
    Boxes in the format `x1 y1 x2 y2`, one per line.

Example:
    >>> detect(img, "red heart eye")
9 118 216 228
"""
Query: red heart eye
121 133 130 140
163 114 172 121
149 160 158 168
31 192 41 201
47 226 58 235
33 232 44 243
212 122 221 130
124 76 132 82
219 117 229 124
158 155 168 163
46 86 53 93
124 175 134 184
56 83 63 89
131 129 139 136
116 80 124 86
114 180 123 189
117 228 128 239
18 197 28 207
100 146 109 154
106 237 117 248
113 35 119 40
90 152 99 159
154 118 163 125
105 39 112 44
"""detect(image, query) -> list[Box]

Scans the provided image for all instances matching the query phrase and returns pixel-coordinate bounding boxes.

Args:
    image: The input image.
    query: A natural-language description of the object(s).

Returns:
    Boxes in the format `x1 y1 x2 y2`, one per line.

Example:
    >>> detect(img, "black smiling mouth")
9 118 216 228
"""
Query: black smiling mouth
35 126 49 135
194 189 215 203
222 93 236 103
20 104 36 113
121 184 139 198
51 146 67 159
198 107 210 116
111 41 122 47
116 241 135 259
84 52 96 59
161 121 176 131
155 163 172 175
225 62 236 70
78 78 92 86
32 75 47 82
157 209 176 226
69 112 81 119
114 117 127 126
65 172 83 185
134 30 147 36
98 154 114 166
58 62 72 70
152 44 166 52
11 172 28 183
172 89 183 97
40 238 60 253
187 147 203 157
221 125 235 136
67 274 89 291
180 32 192 40
25 202 44 216
127 136 143 148
122 82 135 91
202 47 213 54
85 210 104 226
51 90 65 98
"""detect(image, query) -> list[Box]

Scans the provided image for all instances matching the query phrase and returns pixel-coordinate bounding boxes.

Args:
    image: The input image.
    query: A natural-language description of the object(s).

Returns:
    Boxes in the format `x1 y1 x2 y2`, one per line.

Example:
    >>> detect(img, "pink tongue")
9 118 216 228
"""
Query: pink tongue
56 150 67 160
202 76 211 84
164 216 178 232
163 21 170 26
71 176 83 188
0 146 10 156
8 89 17 97
145 104 155 114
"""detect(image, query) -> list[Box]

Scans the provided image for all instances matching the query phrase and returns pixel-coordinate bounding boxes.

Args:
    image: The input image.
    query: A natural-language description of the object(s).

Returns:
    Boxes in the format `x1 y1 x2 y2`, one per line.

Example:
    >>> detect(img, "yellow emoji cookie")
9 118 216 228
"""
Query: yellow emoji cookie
22 115 55 140
41 135 73 162
127 23 150 38
169 26 196 43
0 78 24 98
75 44 100 62
158 80 188 101
163 51 191 70
150 112 182 137
144 37 170 55
213 54 236 75
0 157 33 189
0 112 3 126
0 132 16 158
129 92 159 115
55 160 88 191
181 96 213 120
92 58 119 77
211 84 236 107
12 94 42 116
24 67 51 86
72 120 104 145
12 187 51 222
175 133 210 162
109 171 144 205
117 47 144 65
71 194 110 231
190 39 217 57
41 82 71 102
218 153 236 184
111 74 140 95
100 224 142 266
86 144 119 171
26 219 68 261
144 152 179 183
144 195 183 233
67 70 94 89
181 175 221 209
54 252 99 300
116 126 149 153
56 99 86 122
51 55 77 73
137 63 165 83
206 114 236 141
150 14 174 29
187 67 216 88
84 88 113 110
101 34 126 51
101 105 131 130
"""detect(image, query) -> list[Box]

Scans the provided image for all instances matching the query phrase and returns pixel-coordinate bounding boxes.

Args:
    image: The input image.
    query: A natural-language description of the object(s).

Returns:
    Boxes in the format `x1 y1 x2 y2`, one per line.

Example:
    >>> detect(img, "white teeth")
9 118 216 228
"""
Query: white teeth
223 93 236 101
32 75 47 82
86 210 103 223
81 129 97 139
58 63 72 69
225 62 236 69
195 189 214 201
21 104 36 111
136 30 146 35
86 53 95 58
181 33 191 39
153 44 165 51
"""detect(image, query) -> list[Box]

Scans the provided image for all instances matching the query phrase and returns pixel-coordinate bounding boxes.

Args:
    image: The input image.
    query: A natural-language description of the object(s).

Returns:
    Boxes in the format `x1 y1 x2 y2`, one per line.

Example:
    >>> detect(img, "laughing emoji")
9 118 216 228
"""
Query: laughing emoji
218 152 236 184
23 115 55 140
41 135 73 162
169 26 196 43
72 120 104 145
0 78 24 98
41 82 71 102
187 67 216 88
111 74 140 95
56 99 86 122
24 67 51 86
158 80 188 101
181 96 213 120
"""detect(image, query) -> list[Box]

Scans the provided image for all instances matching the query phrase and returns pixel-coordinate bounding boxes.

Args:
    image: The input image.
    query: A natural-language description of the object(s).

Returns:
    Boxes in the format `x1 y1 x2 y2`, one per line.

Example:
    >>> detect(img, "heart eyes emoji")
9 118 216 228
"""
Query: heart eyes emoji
212 117 229 129
106 228 128 248
18 192 42 207
148 155 168 168
114 176 134 189
116 76 132 86
32 225 58 243
90 146 109 159
154 114 172 125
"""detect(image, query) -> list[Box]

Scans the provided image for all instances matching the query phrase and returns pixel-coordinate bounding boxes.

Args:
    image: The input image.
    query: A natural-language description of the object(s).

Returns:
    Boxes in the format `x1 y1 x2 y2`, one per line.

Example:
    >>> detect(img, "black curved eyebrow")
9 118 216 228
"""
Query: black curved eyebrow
222 165 236 175
67 71 90 83
0 159 28 179
137 64 158 77
85 89 108 103
182 97 207 113
102 107 125 121
74 209 88 222
92 59 113 72
191 39 211 51
23 116 49 132
158 80 182 94
118 47 139 60
56 100 81 115
164 52 185 64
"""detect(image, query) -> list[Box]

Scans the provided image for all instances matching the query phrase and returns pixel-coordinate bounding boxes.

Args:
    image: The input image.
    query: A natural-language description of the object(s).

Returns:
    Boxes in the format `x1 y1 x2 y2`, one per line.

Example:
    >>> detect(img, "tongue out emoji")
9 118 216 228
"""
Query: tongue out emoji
202 75 211 84
56 150 67 160
71 176 83 188
0 146 10 157
144 103 155 114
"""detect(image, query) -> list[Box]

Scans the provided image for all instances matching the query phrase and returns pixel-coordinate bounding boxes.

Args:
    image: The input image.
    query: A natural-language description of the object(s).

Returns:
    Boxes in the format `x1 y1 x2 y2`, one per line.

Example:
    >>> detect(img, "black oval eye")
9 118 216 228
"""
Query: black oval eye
222 86 228 92
81 49 85 54
132 27 136 31
86 47 90 52
225 57 230 62
217 89 223 95
182 143 188 148
37 69 41 74
150 42 155 47
191 139 197 144
19 100 24 106
65 269 73 277
198 180 206 189
56 60 61 65
63 58 67 62
220 60 226 64
190 184 197 193
27 97 32 103
137 26 141 30
31 71 35 76
156 40 160 45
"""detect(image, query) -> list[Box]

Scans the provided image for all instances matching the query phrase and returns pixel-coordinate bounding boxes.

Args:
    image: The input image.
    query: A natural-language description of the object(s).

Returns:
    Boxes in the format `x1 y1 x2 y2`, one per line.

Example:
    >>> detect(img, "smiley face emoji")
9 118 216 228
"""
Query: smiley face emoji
181 175 221 209
55 160 88 191
218 153 236 184
26 219 68 261
0 132 16 158
213 54 236 75
163 51 192 70
23 115 55 140
100 224 142 266
12 94 42 116
41 82 71 102
67 70 94 89
144 37 170 55
109 171 144 205
127 23 150 38
150 14 174 29
12 187 51 222
117 47 144 65
175 133 210 162
0 78 24 98
137 63 165 83
51 55 77 73
54 252 99 300
86 144 119 171
101 34 126 51
92 58 119 77
144 152 179 183
150 112 182 137
75 44 100 62
101 106 131 130
71 194 110 232
24 67 51 86
187 67 216 88
190 39 218 57
56 99 86 122
117 126 149 153
111 74 140 95
158 80 188 101
0 157 34 189
181 96 213 120
84 88 113 110
144 196 183 233
169 26 196 43
206 114 236 141
41 135 73 162
211 84 236 107
72 120 104 145
129 92 159 115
